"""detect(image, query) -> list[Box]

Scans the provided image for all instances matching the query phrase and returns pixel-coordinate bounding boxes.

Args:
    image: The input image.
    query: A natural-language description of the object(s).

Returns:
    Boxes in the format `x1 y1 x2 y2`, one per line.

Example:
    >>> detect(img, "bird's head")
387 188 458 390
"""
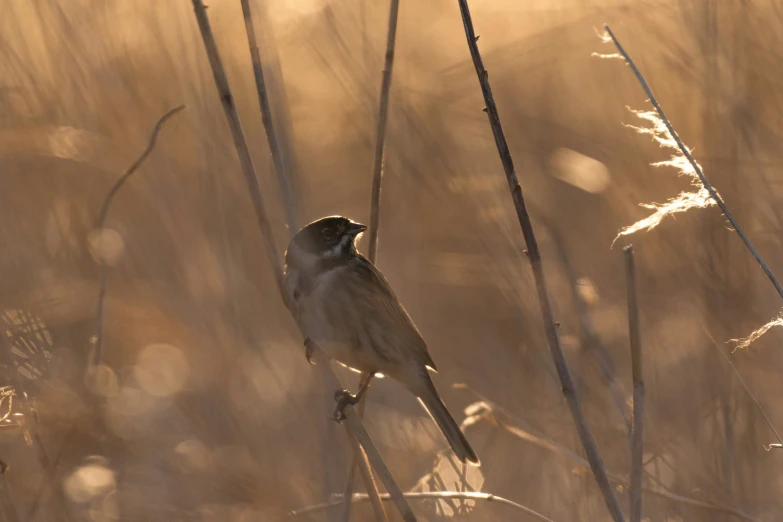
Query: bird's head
285 215 367 271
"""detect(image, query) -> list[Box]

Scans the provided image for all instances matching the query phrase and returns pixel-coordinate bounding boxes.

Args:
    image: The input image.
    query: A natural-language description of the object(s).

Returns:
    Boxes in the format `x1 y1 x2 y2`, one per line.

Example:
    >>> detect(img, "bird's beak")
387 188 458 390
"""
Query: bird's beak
348 222 368 236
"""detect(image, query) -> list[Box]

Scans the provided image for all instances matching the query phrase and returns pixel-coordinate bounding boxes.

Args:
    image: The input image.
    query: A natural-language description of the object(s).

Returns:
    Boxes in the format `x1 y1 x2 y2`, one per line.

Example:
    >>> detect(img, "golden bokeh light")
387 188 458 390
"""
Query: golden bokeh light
133 343 190 397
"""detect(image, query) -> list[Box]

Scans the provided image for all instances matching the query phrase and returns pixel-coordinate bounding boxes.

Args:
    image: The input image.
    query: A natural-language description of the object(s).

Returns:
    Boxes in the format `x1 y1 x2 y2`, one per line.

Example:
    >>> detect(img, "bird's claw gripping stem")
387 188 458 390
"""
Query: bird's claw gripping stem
331 389 360 423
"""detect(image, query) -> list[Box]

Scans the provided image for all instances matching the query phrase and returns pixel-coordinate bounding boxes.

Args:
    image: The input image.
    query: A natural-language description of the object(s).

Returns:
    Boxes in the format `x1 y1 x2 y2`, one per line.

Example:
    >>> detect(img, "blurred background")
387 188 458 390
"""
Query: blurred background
0 0 782 521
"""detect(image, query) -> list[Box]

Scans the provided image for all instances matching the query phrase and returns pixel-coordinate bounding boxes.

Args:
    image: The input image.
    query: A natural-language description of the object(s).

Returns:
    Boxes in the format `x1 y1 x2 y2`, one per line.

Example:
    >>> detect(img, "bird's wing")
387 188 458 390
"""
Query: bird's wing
335 254 437 371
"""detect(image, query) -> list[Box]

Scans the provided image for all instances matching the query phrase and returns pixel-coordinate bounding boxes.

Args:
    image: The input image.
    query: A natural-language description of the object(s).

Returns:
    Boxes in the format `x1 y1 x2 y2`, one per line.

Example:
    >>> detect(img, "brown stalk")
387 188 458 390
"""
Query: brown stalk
343 406 416 522
623 246 645 522
531 203 630 434
239 0 298 231
191 3 409 520
343 422 388 522
366 0 399 263
343 0 400 519
455 1 625 520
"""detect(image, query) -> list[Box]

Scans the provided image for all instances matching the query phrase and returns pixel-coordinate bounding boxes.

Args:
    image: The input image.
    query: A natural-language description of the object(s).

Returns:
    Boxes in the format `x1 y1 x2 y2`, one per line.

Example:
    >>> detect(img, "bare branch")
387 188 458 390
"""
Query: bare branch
456 2 624 521
287 491 557 522
623 246 644 522
92 104 185 368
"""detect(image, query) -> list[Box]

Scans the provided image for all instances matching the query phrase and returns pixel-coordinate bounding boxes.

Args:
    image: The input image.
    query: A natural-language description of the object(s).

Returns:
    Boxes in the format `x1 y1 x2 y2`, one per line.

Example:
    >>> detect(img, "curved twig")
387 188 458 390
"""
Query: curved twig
92 104 186 367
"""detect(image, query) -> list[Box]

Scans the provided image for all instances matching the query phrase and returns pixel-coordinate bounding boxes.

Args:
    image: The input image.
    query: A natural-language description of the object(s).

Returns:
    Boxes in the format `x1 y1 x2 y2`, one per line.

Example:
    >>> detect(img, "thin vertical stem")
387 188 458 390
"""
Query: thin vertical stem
191 5 402 521
191 0 285 299
456 2 625 521
345 0 400 518
239 0 298 231
624 246 645 522
367 0 400 263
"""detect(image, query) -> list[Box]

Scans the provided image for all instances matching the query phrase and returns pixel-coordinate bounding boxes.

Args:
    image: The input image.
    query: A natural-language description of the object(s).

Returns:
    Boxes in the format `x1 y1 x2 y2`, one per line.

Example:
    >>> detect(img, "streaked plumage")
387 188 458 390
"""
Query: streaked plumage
284 216 479 464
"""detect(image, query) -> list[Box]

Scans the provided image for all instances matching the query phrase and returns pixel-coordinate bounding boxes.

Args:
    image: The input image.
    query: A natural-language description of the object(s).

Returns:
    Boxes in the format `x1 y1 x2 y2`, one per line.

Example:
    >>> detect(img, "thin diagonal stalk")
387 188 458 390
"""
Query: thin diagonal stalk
531 202 630 434
343 423 388 522
367 0 399 263
343 405 416 522
703 328 783 449
239 0 298 231
92 105 185 367
456 2 625 521
623 246 645 522
191 3 407 521
344 0 400 519
287 491 557 522
192 0 285 299
603 24 783 301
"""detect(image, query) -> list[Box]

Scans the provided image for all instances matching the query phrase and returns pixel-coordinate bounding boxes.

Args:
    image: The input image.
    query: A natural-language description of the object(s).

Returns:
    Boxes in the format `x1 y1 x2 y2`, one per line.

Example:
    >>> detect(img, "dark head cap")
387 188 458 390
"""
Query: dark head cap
289 215 367 257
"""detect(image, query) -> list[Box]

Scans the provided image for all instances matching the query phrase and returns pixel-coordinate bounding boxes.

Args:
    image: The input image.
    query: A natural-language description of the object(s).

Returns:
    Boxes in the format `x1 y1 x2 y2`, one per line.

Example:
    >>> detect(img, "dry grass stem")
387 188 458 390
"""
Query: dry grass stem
704 328 783 450
239 0 298 231
613 109 715 242
456 384 759 521
457 2 625 521
623 246 645 522
287 491 557 522
192 0 285 299
343 423 388 522
92 104 185 367
602 25 783 349
344 0 400 518
191 4 405 521
343 405 417 522
533 205 630 433
366 0 399 263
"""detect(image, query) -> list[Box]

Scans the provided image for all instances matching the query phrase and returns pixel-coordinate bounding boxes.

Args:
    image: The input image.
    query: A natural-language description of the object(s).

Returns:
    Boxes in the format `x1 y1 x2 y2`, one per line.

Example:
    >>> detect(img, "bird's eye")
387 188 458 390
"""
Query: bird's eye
322 227 335 239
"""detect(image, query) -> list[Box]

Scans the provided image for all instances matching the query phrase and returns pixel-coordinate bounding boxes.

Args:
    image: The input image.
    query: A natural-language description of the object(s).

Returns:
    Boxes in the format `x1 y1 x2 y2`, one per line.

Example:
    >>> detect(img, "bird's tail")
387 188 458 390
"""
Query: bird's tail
417 374 479 465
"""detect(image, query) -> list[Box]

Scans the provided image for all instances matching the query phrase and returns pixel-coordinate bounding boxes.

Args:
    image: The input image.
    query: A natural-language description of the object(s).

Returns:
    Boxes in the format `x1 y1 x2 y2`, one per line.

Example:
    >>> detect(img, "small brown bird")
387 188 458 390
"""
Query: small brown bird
284 215 479 464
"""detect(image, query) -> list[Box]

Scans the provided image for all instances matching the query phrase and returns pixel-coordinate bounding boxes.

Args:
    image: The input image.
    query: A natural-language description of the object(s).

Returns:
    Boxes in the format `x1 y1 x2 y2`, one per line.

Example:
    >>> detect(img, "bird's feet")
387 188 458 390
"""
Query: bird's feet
304 338 316 365
331 389 360 423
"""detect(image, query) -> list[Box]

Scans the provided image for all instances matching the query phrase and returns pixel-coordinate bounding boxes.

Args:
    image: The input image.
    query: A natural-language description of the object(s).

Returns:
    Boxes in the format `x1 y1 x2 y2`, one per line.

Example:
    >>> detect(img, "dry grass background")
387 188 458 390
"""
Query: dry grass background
0 0 783 521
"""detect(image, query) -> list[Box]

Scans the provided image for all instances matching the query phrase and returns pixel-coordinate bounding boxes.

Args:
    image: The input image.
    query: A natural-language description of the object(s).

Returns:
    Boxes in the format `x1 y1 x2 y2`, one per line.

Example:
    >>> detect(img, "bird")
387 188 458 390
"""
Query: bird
284 215 479 464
